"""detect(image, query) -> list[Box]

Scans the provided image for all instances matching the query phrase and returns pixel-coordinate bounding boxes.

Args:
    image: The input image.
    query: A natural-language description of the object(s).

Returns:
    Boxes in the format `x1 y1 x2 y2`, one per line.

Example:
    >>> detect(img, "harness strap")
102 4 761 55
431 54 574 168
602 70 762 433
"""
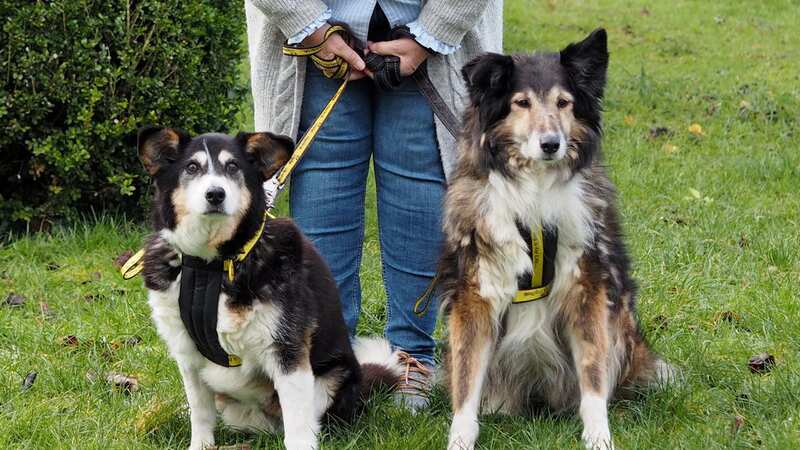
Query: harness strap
413 224 558 316
512 225 558 304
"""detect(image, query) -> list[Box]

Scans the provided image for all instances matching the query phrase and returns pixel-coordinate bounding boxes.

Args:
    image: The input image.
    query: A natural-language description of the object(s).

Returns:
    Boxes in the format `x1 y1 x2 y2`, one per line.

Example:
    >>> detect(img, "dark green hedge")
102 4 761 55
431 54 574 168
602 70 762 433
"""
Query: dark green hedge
1 0 245 230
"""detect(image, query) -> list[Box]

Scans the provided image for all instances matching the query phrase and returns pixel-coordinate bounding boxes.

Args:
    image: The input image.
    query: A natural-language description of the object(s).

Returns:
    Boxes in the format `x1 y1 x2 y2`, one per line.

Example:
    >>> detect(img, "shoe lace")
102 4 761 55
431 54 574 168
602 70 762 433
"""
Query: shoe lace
396 351 432 393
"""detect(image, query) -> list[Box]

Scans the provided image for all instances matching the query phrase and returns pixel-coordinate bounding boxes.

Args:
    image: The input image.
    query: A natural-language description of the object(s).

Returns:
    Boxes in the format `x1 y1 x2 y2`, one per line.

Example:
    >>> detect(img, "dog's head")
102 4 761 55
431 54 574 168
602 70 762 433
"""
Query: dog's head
461 28 608 177
137 127 293 257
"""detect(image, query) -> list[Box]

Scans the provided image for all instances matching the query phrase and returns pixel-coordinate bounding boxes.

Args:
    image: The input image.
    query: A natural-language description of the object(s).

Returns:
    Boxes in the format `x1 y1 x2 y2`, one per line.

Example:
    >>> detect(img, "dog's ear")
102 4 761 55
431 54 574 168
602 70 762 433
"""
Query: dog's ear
237 132 295 180
461 53 515 105
461 53 515 130
137 127 190 175
560 28 609 101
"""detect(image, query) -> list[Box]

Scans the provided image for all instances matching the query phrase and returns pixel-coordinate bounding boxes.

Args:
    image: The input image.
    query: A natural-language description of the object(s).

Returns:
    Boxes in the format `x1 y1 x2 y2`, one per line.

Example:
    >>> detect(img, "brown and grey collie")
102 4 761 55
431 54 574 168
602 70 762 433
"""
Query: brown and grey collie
440 29 675 450
136 128 402 450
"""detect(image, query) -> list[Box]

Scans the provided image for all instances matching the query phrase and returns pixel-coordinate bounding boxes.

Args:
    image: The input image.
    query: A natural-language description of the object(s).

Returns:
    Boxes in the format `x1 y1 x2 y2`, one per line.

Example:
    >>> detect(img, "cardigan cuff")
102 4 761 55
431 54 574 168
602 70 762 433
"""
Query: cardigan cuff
286 8 332 45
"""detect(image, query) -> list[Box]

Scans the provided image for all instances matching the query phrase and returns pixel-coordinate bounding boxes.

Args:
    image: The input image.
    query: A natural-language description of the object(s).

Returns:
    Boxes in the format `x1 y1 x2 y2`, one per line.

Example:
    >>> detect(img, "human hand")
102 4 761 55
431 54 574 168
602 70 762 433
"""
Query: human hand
301 24 368 80
367 38 429 76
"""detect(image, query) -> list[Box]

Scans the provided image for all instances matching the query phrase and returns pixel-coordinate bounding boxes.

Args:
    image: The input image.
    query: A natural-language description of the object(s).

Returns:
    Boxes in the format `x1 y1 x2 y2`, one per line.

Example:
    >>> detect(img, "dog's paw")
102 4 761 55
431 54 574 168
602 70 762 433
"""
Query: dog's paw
143 233 181 290
581 428 614 450
447 413 479 450
283 437 318 450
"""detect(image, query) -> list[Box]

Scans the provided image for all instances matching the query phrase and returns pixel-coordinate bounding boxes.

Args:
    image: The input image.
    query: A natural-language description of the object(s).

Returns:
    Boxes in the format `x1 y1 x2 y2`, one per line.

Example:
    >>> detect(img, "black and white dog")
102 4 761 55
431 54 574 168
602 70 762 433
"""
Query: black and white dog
439 30 675 450
137 128 401 450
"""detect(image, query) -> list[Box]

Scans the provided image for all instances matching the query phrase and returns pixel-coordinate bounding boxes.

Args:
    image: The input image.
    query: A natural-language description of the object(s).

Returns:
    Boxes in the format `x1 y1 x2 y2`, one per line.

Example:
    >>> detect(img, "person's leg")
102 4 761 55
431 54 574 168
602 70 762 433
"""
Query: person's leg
290 69 372 335
373 79 445 367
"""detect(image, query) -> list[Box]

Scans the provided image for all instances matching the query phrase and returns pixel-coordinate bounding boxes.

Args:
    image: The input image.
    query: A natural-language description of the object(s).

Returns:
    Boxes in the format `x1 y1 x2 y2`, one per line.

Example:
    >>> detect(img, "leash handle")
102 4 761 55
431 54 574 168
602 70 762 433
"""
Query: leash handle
283 24 352 79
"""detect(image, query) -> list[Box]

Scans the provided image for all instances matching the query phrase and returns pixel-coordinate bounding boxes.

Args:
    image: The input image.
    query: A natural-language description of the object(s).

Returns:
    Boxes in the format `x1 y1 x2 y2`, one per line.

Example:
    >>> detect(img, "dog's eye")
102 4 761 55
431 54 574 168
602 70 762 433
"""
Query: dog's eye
225 162 239 174
514 98 531 108
186 162 200 174
557 98 571 109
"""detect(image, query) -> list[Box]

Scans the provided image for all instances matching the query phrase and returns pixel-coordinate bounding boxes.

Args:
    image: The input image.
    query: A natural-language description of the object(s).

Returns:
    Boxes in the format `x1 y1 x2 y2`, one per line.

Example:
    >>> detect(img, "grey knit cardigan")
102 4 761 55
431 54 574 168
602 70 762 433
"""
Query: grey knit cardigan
244 0 503 181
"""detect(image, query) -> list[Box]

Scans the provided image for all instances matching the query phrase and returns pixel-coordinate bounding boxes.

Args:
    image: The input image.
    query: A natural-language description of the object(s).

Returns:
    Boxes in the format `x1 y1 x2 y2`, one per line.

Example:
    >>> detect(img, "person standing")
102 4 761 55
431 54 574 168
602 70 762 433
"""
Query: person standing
245 0 503 411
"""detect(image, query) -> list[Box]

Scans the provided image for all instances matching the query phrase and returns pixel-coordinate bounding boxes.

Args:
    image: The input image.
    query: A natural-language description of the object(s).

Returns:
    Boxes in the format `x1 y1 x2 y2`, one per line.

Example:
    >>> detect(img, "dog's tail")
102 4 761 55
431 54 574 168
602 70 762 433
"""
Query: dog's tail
352 337 403 400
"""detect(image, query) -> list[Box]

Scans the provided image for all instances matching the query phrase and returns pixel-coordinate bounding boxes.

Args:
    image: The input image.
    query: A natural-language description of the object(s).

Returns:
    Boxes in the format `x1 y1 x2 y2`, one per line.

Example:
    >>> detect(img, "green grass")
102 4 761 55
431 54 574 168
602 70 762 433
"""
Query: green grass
2 0 800 448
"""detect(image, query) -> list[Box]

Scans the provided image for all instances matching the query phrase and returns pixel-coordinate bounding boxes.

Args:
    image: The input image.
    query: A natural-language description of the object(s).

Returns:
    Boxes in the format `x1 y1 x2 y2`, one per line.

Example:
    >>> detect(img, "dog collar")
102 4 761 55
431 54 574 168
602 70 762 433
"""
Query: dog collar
513 223 558 304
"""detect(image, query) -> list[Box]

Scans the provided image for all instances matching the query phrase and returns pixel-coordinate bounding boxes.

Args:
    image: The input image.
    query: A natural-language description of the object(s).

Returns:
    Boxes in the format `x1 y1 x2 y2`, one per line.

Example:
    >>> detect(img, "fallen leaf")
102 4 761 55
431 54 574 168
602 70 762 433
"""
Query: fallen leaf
83 294 103 303
4 293 26 307
748 353 775 374
106 372 139 394
649 126 671 138
732 414 745 433
124 335 143 347
714 311 741 325
739 100 752 114
688 123 704 136
62 335 79 347
738 235 750 248
640 7 650 16
114 250 135 269
651 314 669 331
624 115 636 125
662 143 679 154
22 372 37 390
689 188 702 199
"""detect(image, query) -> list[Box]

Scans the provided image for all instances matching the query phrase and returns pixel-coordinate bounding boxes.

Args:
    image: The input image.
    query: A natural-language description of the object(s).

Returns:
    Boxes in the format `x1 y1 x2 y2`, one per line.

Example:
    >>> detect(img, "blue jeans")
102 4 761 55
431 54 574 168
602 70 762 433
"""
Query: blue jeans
290 68 444 365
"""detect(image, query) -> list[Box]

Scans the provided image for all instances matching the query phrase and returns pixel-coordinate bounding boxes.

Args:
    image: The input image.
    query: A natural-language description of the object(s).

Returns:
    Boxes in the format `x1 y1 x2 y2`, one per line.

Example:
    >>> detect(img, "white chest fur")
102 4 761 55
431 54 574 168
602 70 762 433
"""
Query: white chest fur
477 172 594 367
147 275 279 398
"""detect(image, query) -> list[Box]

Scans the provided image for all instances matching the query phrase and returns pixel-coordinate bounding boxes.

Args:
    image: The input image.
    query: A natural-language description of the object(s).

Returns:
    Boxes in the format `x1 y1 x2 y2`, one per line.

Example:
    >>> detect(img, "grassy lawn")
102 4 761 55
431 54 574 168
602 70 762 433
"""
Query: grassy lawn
2 0 799 448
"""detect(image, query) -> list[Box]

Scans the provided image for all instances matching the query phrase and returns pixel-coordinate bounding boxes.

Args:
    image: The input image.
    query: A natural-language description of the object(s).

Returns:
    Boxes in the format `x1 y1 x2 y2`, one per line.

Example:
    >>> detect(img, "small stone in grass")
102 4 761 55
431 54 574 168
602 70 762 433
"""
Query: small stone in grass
4 293 26 307
114 250 135 269
62 335 79 347
748 353 775 374
106 372 139 394
22 371 37 390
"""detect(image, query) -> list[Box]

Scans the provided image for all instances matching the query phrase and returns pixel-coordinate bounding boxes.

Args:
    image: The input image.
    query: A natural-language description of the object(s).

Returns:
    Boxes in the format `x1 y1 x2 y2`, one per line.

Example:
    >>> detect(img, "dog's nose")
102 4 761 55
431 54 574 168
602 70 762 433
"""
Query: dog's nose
205 187 226 206
540 134 561 154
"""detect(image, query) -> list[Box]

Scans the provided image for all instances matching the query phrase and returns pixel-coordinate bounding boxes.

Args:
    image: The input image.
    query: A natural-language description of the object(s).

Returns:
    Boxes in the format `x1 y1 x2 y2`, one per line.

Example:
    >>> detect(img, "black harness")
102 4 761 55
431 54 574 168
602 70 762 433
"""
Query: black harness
513 223 558 304
178 255 241 367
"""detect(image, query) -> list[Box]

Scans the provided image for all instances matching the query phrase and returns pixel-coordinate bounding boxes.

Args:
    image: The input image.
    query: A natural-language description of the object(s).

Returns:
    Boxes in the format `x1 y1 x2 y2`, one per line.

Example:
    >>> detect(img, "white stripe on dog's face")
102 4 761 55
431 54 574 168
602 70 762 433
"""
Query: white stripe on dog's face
165 143 252 258
506 87 575 163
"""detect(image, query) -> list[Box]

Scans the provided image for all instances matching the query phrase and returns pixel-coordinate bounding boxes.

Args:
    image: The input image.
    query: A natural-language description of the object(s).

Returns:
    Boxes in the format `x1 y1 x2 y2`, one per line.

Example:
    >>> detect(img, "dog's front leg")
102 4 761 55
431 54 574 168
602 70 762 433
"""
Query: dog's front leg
178 363 217 450
447 286 496 450
567 287 615 450
271 360 319 450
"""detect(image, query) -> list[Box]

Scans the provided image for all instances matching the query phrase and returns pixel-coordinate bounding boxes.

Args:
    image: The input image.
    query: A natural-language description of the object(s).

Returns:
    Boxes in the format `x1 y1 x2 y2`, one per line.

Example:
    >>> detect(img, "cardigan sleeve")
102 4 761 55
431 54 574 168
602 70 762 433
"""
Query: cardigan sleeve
415 0 492 47
247 0 329 39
